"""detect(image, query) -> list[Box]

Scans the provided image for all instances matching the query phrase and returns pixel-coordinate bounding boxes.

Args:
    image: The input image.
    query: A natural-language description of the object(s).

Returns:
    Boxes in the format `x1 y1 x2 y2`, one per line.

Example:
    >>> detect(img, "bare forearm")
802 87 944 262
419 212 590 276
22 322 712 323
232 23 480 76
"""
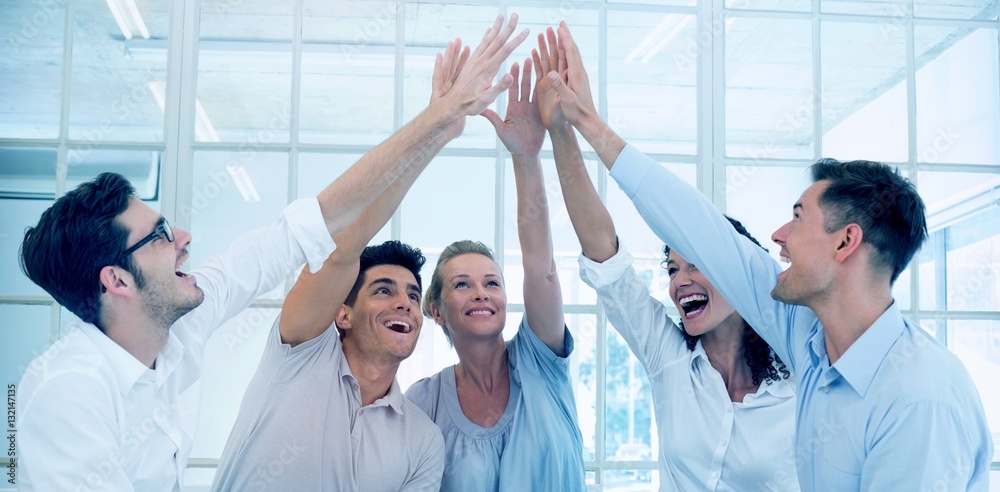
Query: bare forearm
512 154 556 277
317 101 458 237
550 126 618 262
282 135 449 346
572 113 627 171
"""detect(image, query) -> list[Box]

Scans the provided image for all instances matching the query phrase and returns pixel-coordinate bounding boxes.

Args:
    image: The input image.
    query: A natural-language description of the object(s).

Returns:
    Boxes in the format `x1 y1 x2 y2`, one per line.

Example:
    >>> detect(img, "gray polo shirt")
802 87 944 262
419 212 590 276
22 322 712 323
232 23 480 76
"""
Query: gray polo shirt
211 317 444 491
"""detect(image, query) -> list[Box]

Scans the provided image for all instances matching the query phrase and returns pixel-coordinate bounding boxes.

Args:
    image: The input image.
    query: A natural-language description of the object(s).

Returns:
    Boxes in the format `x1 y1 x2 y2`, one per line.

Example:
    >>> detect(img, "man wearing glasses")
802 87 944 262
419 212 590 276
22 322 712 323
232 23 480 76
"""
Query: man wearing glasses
15 13 527 491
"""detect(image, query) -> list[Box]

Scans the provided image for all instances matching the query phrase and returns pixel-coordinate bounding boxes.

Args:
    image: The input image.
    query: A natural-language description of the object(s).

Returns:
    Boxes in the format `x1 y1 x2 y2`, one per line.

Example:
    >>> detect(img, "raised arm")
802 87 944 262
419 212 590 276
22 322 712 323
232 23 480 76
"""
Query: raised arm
280 41 472 346
315 14 529 238
482 58 566 355
533 28 618 263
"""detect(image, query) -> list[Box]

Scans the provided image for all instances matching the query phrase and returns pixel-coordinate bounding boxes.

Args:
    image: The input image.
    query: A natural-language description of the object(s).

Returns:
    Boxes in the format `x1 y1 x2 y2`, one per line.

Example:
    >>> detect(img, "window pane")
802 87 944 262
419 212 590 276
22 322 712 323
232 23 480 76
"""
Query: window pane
608 12 697 155
915 27 1000 165
946 319 1000 462
946 207 1000 312
0 198 52 297
726 0 810 12
70 0 168 143
821 0 905 15
189 151 290 299
603 469 659 490
189 307 281 459
726 17 814 159
0 304 52 390
725 165 812 263
197 0 292 143
821 21 907 163
403 4 498 149
0 1 65 139
605 328 654 461
503 157 599 306
300 1 396 145
916 0 999 19
399 155 495 252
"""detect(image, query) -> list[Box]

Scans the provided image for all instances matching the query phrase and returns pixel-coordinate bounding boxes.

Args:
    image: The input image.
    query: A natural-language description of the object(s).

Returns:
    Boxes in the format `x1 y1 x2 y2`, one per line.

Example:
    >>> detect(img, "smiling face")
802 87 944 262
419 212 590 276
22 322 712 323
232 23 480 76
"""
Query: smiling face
339 264 423 365
430 253 507 343
117 198 203 326
666 251 741 337
770 180 839 307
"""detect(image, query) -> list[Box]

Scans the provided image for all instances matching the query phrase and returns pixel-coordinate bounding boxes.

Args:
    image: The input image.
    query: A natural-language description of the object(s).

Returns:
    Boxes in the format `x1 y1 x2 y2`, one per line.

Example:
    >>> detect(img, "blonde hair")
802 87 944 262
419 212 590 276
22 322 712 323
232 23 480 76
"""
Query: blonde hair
423 240 499 343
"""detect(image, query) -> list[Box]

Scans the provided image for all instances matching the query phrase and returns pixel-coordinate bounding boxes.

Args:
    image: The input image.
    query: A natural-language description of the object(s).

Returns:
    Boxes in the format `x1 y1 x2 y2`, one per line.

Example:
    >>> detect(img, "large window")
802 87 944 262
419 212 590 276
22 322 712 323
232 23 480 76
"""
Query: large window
1 0 998 489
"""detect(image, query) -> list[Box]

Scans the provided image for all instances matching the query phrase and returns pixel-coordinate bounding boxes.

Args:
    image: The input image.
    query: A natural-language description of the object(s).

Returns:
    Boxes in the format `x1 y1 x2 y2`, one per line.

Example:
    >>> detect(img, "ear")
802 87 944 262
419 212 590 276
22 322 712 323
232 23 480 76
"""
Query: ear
335 305 353 331
833 223 864 264
99 265 134 297
430 302 446 328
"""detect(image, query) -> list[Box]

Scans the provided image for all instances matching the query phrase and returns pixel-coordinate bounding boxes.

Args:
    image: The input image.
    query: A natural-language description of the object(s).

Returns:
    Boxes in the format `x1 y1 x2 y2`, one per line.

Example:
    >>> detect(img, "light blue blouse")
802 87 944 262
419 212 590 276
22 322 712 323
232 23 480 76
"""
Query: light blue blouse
405 318 586 492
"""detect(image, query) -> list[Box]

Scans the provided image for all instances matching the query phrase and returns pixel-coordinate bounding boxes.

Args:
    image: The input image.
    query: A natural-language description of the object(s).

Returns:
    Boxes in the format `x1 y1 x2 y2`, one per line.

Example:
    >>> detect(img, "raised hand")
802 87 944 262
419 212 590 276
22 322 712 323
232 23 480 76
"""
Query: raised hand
532 27 569 133
441 14 531 119
546 21 598 127
432 39 471 142
481 59 545 158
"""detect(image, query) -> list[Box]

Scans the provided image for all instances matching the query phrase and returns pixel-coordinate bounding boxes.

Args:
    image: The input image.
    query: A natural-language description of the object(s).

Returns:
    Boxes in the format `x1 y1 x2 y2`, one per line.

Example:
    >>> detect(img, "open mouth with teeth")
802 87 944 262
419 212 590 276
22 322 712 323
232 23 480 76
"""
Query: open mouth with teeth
678 294 709 318
175 270 192 279
466 308 495 317
383 320 413 334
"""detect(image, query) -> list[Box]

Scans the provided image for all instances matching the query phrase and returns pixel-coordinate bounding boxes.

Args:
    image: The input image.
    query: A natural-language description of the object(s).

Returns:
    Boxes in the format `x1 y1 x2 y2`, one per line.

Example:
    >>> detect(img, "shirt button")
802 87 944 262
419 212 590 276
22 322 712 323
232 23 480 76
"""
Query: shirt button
720 440 728 447
726 407 732 413
712 471 719 478
822 386 830 393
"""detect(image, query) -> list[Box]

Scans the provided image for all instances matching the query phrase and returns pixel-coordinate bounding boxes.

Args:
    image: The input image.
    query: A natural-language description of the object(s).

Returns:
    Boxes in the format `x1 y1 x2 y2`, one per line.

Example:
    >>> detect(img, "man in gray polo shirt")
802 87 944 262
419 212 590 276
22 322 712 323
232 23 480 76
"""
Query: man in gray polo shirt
211 15 532 490
211 240 442 491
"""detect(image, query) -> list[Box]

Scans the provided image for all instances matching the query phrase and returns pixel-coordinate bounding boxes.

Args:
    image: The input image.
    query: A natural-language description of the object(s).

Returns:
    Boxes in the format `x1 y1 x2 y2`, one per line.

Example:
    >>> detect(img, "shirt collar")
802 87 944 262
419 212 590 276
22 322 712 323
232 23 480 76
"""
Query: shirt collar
337 346 405 415
831 301 906 398
78 322 151 396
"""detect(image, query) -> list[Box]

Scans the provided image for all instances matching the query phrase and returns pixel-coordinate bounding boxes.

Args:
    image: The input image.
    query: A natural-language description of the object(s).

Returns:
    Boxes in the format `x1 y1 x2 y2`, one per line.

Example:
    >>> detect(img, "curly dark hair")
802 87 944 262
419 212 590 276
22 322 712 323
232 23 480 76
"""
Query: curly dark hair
663 215 790 385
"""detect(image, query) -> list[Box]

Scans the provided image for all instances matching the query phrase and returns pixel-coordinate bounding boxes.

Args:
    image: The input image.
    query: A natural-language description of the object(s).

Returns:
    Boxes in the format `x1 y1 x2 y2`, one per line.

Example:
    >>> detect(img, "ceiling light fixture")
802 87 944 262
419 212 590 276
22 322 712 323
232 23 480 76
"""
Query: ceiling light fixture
106 0 150 40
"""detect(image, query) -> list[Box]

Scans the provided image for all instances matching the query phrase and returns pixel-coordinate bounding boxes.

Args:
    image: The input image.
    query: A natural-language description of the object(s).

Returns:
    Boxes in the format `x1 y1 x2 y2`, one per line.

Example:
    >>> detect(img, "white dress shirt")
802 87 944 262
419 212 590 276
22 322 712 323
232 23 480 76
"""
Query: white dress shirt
580 245 800 492
16 198 336 492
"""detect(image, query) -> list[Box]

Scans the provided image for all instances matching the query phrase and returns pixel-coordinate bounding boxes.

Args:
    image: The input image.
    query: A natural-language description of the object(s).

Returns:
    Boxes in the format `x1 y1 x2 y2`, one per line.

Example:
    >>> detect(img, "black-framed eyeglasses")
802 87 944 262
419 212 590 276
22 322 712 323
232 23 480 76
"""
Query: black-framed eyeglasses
121 218 174 259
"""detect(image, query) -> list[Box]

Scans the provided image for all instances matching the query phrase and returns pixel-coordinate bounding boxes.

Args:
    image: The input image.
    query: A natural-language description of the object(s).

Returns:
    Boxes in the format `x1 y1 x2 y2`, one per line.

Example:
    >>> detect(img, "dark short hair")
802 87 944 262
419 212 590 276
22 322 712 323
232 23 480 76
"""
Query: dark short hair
344 240 425 307
810 158 927 284
662 216 789 385
19 172 144 330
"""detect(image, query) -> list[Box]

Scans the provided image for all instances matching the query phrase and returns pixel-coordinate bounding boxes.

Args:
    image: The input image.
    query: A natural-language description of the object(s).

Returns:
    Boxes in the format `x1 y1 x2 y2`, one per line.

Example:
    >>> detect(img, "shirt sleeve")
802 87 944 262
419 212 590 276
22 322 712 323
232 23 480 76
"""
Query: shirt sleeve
18 373 135 492
400 425 445 492
609 144 803 371
178 197 337 342
860 400 989 491
579 244 688 377
510 316 574 384
262 315 341 384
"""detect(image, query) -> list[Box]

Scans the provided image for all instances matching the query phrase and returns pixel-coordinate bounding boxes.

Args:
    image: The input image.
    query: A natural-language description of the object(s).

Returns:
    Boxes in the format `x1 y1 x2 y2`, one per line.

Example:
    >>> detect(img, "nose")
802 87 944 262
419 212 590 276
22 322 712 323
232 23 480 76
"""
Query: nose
771 222 789 247
395 291 412 311
173 227 193 251
472 283 489 301
672 268 693 289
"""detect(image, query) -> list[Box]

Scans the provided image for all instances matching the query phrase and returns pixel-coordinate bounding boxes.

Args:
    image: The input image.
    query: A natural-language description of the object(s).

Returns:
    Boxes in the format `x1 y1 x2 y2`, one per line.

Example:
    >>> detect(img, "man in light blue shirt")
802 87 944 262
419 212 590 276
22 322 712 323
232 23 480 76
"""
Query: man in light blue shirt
542 21 993 491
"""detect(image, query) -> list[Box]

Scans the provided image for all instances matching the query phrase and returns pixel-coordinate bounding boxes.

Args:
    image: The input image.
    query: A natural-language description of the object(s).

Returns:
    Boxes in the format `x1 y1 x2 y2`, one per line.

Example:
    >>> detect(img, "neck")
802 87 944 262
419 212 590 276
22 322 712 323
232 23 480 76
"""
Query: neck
342 343 399 406
699 315 753 391
810 280 893 365
103 307 170 369
453 335 508 392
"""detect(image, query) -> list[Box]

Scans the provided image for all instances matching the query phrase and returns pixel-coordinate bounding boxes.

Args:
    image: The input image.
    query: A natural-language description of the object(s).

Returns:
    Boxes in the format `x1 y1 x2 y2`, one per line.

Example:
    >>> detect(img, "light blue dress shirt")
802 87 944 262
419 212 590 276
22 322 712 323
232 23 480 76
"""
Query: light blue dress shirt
609 144 993 491
405 317 586 492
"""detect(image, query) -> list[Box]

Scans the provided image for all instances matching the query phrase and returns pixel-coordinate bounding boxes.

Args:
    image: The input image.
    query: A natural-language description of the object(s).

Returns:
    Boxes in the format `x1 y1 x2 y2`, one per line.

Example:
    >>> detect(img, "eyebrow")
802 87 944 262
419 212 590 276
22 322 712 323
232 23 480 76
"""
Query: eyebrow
793 203 803 211
371 277 421 295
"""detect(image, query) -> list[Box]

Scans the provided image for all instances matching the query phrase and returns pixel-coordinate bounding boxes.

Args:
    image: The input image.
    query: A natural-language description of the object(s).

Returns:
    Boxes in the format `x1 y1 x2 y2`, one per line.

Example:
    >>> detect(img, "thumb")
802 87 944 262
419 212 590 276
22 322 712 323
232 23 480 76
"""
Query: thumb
484 72 515 106
549 72 571 97
480 108 504 133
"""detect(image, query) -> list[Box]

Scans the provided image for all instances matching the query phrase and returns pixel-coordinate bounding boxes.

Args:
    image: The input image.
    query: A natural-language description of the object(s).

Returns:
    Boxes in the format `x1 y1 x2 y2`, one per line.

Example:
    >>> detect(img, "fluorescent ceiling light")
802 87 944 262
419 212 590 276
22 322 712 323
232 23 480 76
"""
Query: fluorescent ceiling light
625 15 736 65
106 0 150 40
226 165 261 203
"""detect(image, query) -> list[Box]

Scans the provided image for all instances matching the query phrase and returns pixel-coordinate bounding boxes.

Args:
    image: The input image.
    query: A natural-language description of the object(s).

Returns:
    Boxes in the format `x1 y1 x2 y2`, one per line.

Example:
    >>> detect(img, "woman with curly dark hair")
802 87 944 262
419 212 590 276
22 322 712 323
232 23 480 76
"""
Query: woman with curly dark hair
532 27 797 490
